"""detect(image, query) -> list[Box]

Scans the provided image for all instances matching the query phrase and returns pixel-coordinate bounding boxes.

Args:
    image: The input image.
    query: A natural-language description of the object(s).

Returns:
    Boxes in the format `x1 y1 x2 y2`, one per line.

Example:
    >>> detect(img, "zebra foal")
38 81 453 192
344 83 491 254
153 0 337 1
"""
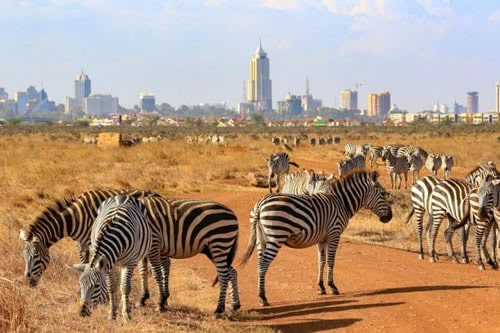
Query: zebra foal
239 171 392 306
71 195 153 321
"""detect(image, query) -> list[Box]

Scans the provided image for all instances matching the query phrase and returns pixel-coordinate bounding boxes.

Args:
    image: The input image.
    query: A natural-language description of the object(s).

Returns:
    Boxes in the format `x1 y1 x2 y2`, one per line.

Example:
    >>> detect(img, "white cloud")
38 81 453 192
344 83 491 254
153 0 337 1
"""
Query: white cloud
260 0 308 10
321 0 389 17
416 0 452 17
488 10 500 22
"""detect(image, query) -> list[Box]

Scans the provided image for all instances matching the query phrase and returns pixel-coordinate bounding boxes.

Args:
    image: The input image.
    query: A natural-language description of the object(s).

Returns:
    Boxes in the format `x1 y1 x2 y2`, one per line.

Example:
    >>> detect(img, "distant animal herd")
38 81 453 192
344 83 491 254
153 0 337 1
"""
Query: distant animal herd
19 133 499 322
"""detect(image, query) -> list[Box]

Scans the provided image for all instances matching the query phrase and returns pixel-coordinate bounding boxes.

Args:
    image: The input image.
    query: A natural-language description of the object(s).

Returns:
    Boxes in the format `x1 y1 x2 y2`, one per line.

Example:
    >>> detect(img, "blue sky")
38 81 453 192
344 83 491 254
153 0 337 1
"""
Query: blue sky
1 0 499 112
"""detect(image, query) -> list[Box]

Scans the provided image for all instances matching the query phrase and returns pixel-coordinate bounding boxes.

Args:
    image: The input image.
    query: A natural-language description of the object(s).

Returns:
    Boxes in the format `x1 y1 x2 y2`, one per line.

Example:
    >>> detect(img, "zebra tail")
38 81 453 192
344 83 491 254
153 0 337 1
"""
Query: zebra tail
289 161 299 168
238 206 261 267
404 207 414 224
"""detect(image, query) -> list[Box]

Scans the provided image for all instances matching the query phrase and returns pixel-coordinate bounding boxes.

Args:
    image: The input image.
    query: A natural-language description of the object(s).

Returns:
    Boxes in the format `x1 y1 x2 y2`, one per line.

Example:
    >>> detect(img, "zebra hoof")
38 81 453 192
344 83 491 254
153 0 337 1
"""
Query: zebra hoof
429 257 436 263
318 288 327 295
231 303 241 312
259 299 270 307
418 254 424 260
462 258 470 264
478 264 485 271
156 305 167 313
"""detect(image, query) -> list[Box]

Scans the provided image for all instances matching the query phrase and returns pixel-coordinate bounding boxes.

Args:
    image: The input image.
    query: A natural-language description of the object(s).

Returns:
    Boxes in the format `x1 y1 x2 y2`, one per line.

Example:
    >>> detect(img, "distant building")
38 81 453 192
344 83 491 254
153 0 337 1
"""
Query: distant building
139 93 155 112
248 41 272 111
301 77 322 112
367 91 391 120
433 103 449 113
14 91 27 114
277 93 302 116
0 88 8 100
340 89 358 111
75 71 91 100
84 94 118 116
466 91 478 114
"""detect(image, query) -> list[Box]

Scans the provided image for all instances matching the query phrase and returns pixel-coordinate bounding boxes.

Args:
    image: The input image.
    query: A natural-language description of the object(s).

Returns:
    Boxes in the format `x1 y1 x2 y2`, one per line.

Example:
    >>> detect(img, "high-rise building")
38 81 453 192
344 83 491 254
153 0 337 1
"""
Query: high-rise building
14 91 27 114
75 71 91 100
84 94 118 115
139 93 156 112
367 91 391 119
340 89 358 111
301 77 322 112
496 82 500 113
248 41 272 111
466 91 478 114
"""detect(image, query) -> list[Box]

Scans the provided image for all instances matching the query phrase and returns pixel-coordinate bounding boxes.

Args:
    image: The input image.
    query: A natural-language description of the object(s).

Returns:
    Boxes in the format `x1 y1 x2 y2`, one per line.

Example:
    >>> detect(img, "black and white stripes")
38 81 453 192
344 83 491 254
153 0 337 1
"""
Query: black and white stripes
265 152 299 193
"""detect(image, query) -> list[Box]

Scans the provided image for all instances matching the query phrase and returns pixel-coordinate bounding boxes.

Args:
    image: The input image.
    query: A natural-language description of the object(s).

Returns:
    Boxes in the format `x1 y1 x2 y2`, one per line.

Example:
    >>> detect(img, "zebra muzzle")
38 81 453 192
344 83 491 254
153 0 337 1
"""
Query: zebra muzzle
79 302 93 317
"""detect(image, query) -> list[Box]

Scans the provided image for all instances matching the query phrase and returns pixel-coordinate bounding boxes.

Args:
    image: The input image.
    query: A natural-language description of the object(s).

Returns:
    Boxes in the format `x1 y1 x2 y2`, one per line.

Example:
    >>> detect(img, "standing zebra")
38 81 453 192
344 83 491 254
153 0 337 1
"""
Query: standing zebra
271 136 280 146
343 143 369 158
281 169 335 195
425 153 442 176
381 146 409 190
239 171 392 306
405 175 443 259
368 145 384 168
428 178 473 264
440 154 454 179
293 136 300 148
407 153 424 185
337 154 366 177
396 145 429 160
138 196 240 315
71 195 153 321
19 189 159 288
265 152 299 193
464 162 499 186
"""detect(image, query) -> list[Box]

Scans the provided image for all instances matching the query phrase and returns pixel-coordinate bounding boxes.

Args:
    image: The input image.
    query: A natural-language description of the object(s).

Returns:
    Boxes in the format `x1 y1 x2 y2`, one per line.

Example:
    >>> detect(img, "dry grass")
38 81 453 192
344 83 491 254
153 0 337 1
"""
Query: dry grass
1 125 499 332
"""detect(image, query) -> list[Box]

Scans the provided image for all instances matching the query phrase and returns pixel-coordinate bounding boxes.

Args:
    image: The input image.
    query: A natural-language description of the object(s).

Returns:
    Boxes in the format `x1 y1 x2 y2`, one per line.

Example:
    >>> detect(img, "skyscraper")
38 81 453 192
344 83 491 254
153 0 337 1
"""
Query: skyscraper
75 71 91 100
340 89 358 111
466 91 478 114
248 41 272 111
139 93 156 112
367 91 391 120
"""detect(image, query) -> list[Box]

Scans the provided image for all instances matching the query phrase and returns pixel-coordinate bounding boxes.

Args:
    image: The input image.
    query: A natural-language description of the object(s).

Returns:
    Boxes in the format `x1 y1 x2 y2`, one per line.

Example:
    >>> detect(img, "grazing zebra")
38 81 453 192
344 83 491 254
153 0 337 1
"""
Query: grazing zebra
265 152 299 193
71 195 153 321
464 162 499 186
440 154 454 179
405 175 443 259
239 171 392 306
271 136 280 146
138 196 240 315
337 154 366 177
281 169 335 195
343 143 369 158
381 146 409 190
19 189 159 288
368 145 384 168
428 178 473 264
459 178 499 270
407 153 424 185
425 153 442 176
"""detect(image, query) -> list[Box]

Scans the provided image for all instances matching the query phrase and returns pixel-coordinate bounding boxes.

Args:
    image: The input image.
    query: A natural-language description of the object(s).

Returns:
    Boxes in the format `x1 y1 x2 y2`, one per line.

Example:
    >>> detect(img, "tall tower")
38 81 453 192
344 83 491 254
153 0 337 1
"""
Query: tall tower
466 91 478 114
340 89 358 111
496 82 500 113
75 71 91 100
248 41 272 111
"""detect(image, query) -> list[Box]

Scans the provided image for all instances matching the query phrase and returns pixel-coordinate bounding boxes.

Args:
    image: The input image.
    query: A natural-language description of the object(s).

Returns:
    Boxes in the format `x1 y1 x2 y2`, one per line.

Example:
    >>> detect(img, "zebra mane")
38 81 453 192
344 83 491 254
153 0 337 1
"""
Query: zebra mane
27 197 78 235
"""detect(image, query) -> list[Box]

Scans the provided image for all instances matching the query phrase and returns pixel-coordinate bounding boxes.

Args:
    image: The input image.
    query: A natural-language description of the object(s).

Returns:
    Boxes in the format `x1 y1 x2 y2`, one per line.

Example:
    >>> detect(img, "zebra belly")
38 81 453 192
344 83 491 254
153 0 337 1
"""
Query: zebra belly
285 231 326 248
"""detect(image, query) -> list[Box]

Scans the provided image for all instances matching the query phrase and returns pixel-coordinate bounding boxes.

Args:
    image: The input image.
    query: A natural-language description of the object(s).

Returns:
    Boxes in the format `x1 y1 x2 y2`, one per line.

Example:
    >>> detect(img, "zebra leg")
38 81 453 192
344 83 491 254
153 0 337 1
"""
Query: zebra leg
458 224 469 264
268 172 274 193
107 268 120 320
415 208 425 259
257 241 282 306
77 242 91 264
316 242 327 295
120 264 136 321
161 256 171 308
443 220 459 263
480 223 497 269
428 213 444 262
326 236 341 295
229 266 241 311
276 174 281 194
137 257 150 307
148 254 168 312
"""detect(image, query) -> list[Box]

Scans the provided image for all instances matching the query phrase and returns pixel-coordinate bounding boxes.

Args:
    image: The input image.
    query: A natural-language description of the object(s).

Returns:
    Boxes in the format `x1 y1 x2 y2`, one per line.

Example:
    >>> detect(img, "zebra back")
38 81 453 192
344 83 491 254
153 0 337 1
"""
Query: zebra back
281 170 334 195
464 163 500 186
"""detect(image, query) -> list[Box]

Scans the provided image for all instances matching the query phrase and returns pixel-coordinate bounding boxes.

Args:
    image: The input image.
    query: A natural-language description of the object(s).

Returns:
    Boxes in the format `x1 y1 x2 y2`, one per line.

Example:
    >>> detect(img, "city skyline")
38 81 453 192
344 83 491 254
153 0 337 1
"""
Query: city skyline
1 1 500 112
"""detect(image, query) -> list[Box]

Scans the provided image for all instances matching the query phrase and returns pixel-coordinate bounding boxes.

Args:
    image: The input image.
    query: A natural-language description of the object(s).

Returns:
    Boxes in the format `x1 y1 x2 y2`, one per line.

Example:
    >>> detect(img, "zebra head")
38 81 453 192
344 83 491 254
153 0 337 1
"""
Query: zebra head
362 171 393 223
19 229 50 288
71 256 110 317
477 179 500 220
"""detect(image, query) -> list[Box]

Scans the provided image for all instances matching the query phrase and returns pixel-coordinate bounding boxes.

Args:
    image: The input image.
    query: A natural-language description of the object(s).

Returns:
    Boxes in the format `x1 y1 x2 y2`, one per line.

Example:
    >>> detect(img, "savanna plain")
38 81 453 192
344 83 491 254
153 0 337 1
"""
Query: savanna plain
1 124 499 333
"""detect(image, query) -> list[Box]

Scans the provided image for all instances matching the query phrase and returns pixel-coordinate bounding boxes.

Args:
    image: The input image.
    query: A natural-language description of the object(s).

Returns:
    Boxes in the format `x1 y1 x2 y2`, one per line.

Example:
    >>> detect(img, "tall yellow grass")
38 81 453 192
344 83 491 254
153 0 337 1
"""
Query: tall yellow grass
0 126 499 332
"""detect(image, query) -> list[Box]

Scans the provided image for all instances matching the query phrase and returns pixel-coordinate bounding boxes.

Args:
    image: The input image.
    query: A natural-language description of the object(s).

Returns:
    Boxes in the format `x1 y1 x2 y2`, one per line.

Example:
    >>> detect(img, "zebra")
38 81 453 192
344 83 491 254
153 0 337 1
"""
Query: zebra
19 189 159 288
337 154 366 177
239 170 392 306
281 169 335 195
293 136 300 148
405 175 443 259
309 137 317 146
425 153 442 176
333 136 341 144
343 143 369 158
440 154 454 179
458 178 500 270
138 196 240 315
381 146 409 190
271 136 280 146
71 195 153 321
265 152 299 193
368 145 384 168
396 145 429 160
428 178 473 264
407 153 424 185
464 162 499 186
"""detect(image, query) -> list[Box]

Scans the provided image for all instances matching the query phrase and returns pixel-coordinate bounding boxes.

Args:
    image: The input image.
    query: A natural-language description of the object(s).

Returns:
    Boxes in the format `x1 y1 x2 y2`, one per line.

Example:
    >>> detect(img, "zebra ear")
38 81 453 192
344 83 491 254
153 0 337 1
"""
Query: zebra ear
95 256 108 270
19 229 31 241
69 263 87 273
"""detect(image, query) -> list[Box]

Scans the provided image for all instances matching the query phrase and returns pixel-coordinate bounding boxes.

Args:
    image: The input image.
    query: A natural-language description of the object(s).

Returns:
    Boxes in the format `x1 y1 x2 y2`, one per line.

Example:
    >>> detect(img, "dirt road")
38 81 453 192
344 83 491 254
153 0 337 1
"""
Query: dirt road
184 190 500 333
